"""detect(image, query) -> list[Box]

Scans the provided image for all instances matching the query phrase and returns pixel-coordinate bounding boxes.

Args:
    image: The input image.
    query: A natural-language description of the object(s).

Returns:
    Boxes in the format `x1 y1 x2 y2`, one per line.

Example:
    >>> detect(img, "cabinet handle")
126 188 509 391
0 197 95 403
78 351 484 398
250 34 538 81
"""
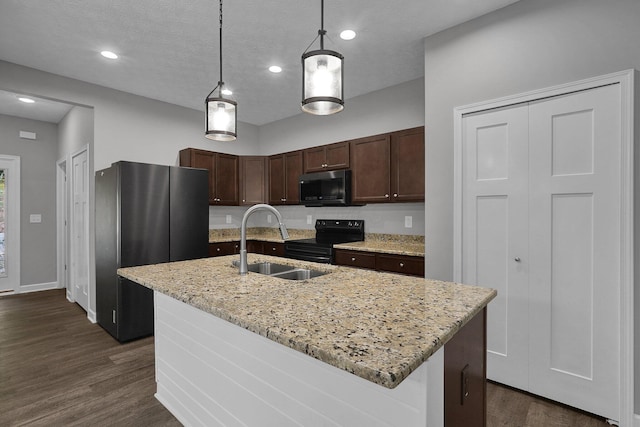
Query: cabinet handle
393 193 398 198
399 262 404 268
385 194 389 198
217 248 221 252
243 199 246 202
351 257 356 261
272 247 276 251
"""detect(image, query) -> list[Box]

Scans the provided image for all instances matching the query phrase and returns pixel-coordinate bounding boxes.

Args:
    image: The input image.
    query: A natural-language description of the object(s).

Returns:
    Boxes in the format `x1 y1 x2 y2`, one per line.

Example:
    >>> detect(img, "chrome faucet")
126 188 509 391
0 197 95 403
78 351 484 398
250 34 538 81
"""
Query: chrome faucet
239 204 289 275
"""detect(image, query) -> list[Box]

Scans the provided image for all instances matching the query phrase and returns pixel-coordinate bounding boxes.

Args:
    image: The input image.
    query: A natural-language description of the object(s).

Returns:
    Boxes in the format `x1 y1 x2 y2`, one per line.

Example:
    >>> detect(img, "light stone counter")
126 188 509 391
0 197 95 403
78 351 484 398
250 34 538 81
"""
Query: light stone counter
118 254 495 389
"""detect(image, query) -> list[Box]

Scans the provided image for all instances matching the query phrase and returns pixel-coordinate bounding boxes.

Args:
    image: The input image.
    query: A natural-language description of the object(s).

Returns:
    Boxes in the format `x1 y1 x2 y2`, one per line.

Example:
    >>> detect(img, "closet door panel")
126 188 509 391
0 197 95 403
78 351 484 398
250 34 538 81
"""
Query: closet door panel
461 105 529 390
528 84 621 421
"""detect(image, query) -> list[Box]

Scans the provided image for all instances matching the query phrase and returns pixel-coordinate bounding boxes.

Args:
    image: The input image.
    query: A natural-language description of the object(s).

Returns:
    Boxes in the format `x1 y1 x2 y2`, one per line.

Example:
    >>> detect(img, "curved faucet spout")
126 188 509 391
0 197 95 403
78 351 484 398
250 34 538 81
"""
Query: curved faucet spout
239 204 289 274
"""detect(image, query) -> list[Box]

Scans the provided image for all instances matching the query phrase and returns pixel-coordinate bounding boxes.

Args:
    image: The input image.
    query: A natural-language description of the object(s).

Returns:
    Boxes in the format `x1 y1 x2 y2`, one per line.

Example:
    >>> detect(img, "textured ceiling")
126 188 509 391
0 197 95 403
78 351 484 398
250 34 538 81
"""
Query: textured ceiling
0 0 521 125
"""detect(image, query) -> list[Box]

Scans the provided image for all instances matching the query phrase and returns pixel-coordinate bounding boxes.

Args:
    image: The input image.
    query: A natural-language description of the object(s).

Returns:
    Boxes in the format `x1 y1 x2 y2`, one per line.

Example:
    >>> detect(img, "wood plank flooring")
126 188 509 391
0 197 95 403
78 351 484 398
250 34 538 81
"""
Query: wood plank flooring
0 289 611 426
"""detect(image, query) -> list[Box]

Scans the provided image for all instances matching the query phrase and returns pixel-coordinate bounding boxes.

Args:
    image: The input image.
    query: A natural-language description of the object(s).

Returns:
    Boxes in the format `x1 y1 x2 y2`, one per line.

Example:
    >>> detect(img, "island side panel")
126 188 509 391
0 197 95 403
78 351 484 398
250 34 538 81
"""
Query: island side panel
153 291 442 427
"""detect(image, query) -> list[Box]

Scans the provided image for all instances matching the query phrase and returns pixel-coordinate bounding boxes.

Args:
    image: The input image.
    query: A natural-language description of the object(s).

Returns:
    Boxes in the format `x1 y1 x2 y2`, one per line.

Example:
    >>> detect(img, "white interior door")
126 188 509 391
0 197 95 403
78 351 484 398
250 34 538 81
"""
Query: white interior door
461 105 530 390
0 155 20 293
527 84 621 421
71 149 89 311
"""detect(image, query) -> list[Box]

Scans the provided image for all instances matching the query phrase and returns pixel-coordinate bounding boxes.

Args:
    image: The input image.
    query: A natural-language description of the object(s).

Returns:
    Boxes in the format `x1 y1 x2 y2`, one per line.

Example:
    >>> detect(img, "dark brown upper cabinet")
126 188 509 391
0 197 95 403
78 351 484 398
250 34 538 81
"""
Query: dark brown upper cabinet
350 126 424 204
268 151 303 205
303 141 350 173
390 127 425 202
179 148 239 206
240 156 267 205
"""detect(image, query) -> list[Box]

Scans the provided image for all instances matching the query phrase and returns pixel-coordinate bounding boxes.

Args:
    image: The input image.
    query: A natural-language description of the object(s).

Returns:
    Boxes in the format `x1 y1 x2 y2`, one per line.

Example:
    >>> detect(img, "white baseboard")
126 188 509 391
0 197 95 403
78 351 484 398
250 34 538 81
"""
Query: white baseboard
633 413 640 427
87 309 97 324
19 281 59 293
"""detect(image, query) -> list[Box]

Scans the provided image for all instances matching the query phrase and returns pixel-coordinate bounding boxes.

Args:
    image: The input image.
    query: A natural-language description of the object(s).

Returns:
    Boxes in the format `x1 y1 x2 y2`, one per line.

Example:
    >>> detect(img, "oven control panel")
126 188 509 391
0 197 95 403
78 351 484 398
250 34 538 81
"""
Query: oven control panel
316 219 364 231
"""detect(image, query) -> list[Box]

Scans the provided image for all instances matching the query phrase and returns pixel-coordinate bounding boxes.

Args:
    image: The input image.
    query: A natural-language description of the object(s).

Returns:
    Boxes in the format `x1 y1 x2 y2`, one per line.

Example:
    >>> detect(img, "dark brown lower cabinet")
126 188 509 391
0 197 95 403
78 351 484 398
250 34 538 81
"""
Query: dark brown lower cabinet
334 249 424 277
244 240 285 257
444 308 487 427
208 241 239 257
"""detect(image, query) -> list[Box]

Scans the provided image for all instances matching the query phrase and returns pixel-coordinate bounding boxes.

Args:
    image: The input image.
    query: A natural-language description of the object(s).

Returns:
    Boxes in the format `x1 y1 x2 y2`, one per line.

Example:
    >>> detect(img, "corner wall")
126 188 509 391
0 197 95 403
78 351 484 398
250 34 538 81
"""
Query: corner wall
422 0 640 417
0 114 58 288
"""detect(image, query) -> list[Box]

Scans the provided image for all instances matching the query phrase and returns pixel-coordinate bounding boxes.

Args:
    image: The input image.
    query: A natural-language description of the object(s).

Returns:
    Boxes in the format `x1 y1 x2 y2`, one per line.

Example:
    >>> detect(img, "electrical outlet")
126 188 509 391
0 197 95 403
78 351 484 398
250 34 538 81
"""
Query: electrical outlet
267 214 272 223
307 215 312 225
225 215 232 224
405 216 412 228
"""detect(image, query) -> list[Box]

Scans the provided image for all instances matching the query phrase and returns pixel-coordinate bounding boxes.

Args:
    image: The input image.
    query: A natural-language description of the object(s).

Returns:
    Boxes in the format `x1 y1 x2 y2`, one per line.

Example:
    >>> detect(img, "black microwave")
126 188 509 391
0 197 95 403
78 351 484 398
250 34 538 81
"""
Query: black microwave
299 170 352 207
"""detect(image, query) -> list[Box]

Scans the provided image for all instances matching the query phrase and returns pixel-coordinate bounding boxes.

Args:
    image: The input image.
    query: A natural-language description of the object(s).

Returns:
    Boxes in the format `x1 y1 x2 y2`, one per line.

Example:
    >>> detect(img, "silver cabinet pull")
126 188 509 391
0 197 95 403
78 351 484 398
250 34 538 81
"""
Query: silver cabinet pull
385 194 389 198
394 193 398 197
351 257 356 261
514 257 521 262
399 263 404 267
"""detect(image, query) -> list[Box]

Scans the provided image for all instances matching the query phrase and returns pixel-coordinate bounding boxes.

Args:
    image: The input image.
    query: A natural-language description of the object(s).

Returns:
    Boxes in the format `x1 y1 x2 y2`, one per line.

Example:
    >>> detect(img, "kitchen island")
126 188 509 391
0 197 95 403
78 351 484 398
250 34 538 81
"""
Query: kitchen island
118 254 495 426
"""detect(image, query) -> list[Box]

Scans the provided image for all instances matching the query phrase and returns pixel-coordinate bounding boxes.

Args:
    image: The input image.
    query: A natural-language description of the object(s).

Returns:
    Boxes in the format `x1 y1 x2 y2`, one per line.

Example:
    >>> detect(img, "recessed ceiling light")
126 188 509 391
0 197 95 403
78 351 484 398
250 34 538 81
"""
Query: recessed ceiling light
221 88 233 96
18 97 35 103
340 30 356 40
101 50 118 60
269 65 282 73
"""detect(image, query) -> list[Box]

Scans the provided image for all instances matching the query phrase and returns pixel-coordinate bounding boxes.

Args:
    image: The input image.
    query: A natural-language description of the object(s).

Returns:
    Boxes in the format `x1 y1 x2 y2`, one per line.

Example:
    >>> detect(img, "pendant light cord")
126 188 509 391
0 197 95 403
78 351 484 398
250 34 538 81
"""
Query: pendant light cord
302 0 328 54
218 0 224 87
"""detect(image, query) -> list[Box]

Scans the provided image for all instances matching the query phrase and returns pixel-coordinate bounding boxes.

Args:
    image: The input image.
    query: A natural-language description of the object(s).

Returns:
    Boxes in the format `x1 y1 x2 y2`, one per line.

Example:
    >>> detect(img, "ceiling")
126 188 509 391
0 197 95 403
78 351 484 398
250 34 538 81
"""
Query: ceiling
0 0 521 126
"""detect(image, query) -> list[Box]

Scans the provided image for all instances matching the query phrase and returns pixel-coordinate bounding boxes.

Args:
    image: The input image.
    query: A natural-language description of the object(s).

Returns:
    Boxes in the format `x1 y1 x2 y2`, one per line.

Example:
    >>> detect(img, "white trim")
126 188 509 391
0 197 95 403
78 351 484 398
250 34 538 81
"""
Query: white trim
0 155 21 293
69 144 91 315
633 413 640 427
56 157 69 300
19 281 60 293
453 69 634 426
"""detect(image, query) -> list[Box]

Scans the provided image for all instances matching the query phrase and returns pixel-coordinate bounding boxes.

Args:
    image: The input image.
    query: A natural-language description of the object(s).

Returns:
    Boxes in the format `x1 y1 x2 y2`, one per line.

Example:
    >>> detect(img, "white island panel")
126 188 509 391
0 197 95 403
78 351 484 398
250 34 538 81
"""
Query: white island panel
154 291 444 427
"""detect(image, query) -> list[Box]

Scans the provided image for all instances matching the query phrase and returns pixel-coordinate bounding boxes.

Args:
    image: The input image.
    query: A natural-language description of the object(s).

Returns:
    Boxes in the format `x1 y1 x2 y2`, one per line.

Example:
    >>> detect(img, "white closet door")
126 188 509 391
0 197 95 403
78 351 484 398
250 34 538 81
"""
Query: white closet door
461 105 530 390
527 84 621 421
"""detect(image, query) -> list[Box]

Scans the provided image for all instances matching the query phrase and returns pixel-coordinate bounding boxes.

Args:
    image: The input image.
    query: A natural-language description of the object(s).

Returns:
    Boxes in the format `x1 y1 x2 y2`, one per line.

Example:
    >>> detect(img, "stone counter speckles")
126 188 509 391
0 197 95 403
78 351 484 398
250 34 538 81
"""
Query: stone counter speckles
209 227 314 243
118 254 495 389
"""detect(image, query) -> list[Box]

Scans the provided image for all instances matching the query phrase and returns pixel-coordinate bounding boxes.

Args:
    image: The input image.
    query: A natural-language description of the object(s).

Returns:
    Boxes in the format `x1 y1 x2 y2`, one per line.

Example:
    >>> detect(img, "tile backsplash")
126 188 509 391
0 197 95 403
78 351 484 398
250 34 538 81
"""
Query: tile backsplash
209 203 425 236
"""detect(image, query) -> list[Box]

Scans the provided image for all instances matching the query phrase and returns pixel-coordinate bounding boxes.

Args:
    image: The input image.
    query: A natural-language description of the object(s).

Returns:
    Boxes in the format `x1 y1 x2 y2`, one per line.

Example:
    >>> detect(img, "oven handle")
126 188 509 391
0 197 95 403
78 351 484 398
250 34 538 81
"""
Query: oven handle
284 251 332 264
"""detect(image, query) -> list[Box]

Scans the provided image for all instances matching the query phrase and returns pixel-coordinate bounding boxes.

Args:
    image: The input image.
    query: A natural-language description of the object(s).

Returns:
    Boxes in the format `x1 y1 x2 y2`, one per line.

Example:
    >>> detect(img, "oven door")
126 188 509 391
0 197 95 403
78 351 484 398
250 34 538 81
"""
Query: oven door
284 242 333 264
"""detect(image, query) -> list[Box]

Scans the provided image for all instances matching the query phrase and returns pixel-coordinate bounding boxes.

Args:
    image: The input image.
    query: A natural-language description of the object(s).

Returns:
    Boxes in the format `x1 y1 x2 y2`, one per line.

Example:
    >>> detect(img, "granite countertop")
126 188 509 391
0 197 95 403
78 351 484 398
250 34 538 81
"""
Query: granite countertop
209 228 426 257
118 254 495 389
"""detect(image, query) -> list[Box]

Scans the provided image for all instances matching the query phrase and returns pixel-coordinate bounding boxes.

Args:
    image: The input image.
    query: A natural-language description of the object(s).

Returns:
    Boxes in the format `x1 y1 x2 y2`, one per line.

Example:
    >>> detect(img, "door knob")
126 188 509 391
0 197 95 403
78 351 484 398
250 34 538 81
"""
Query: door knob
514 257 521 262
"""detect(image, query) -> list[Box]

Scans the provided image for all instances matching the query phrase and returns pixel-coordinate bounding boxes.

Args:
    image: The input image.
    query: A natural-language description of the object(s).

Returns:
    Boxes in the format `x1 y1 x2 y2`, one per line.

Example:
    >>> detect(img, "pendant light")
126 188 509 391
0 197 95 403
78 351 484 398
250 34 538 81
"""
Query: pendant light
205 0 237 141
301 0 344 115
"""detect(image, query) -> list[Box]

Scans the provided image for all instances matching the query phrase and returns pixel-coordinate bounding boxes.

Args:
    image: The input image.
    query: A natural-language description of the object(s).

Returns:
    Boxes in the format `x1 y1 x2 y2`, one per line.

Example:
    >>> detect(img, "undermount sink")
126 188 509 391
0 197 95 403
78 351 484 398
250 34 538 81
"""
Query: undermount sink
232 260 328 281
269 268 327 281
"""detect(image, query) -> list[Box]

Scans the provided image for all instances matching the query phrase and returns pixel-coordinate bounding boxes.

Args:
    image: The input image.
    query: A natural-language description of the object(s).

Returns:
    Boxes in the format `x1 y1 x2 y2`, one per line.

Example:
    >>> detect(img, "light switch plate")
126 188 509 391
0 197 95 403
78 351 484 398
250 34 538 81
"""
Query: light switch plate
306 215 312 225
225 215 232 224
267 214 272 223
30 214 42 223
404 216 412 228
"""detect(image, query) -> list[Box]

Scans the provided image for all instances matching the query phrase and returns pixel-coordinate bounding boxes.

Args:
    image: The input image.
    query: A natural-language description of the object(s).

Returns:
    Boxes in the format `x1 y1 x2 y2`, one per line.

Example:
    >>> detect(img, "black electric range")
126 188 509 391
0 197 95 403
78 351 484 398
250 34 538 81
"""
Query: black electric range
284 219 364 264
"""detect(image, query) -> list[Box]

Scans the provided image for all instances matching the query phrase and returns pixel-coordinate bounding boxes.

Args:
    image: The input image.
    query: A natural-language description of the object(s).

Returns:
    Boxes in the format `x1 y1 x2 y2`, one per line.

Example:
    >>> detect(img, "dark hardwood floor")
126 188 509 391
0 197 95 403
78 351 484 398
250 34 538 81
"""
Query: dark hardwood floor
0 289 611 427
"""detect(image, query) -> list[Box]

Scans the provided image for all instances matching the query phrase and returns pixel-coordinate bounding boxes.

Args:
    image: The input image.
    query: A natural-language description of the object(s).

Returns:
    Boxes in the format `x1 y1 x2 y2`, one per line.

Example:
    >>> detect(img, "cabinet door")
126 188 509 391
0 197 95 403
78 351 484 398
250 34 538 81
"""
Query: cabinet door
284 151 303 205
303 146 327 173
391 127 424 202
240 157 267 205
180 148 215 204
212 153 239 205
351 135 391 203
268 155 285 205
208 242 238 257
325 141 349 170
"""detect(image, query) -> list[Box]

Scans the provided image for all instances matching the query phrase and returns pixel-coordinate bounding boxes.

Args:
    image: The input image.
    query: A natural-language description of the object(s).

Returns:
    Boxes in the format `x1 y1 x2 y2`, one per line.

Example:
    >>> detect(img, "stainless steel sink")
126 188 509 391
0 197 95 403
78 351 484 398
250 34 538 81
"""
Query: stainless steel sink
232 260 328 280
270 268 327 280
245 262 294 275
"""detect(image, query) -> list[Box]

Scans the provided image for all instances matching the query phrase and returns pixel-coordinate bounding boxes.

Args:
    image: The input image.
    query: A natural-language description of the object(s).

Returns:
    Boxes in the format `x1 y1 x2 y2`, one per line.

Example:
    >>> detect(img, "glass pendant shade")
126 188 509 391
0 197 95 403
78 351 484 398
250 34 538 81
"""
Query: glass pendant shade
302 49 344 115
205 92 237 141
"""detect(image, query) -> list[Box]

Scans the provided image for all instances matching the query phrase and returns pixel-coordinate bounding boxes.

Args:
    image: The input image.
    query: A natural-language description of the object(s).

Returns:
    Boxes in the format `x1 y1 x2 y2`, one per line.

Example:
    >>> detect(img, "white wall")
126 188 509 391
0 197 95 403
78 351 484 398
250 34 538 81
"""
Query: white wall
258 78 425 155
422 0 640 415
0 114 58 288
58 105 94 159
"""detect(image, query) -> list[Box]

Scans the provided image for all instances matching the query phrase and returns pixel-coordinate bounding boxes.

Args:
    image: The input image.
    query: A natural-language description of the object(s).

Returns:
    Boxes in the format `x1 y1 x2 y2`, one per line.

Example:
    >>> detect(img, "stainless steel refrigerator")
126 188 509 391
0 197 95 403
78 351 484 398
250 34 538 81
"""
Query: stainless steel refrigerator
95 161 208 342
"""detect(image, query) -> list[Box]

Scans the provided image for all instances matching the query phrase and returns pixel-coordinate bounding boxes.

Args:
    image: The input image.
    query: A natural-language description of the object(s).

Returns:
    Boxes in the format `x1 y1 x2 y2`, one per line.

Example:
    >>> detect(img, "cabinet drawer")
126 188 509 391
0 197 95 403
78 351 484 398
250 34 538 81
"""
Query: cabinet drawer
376 254 424 277
263 242 285 257
335 249 376 270
208 241 239 257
